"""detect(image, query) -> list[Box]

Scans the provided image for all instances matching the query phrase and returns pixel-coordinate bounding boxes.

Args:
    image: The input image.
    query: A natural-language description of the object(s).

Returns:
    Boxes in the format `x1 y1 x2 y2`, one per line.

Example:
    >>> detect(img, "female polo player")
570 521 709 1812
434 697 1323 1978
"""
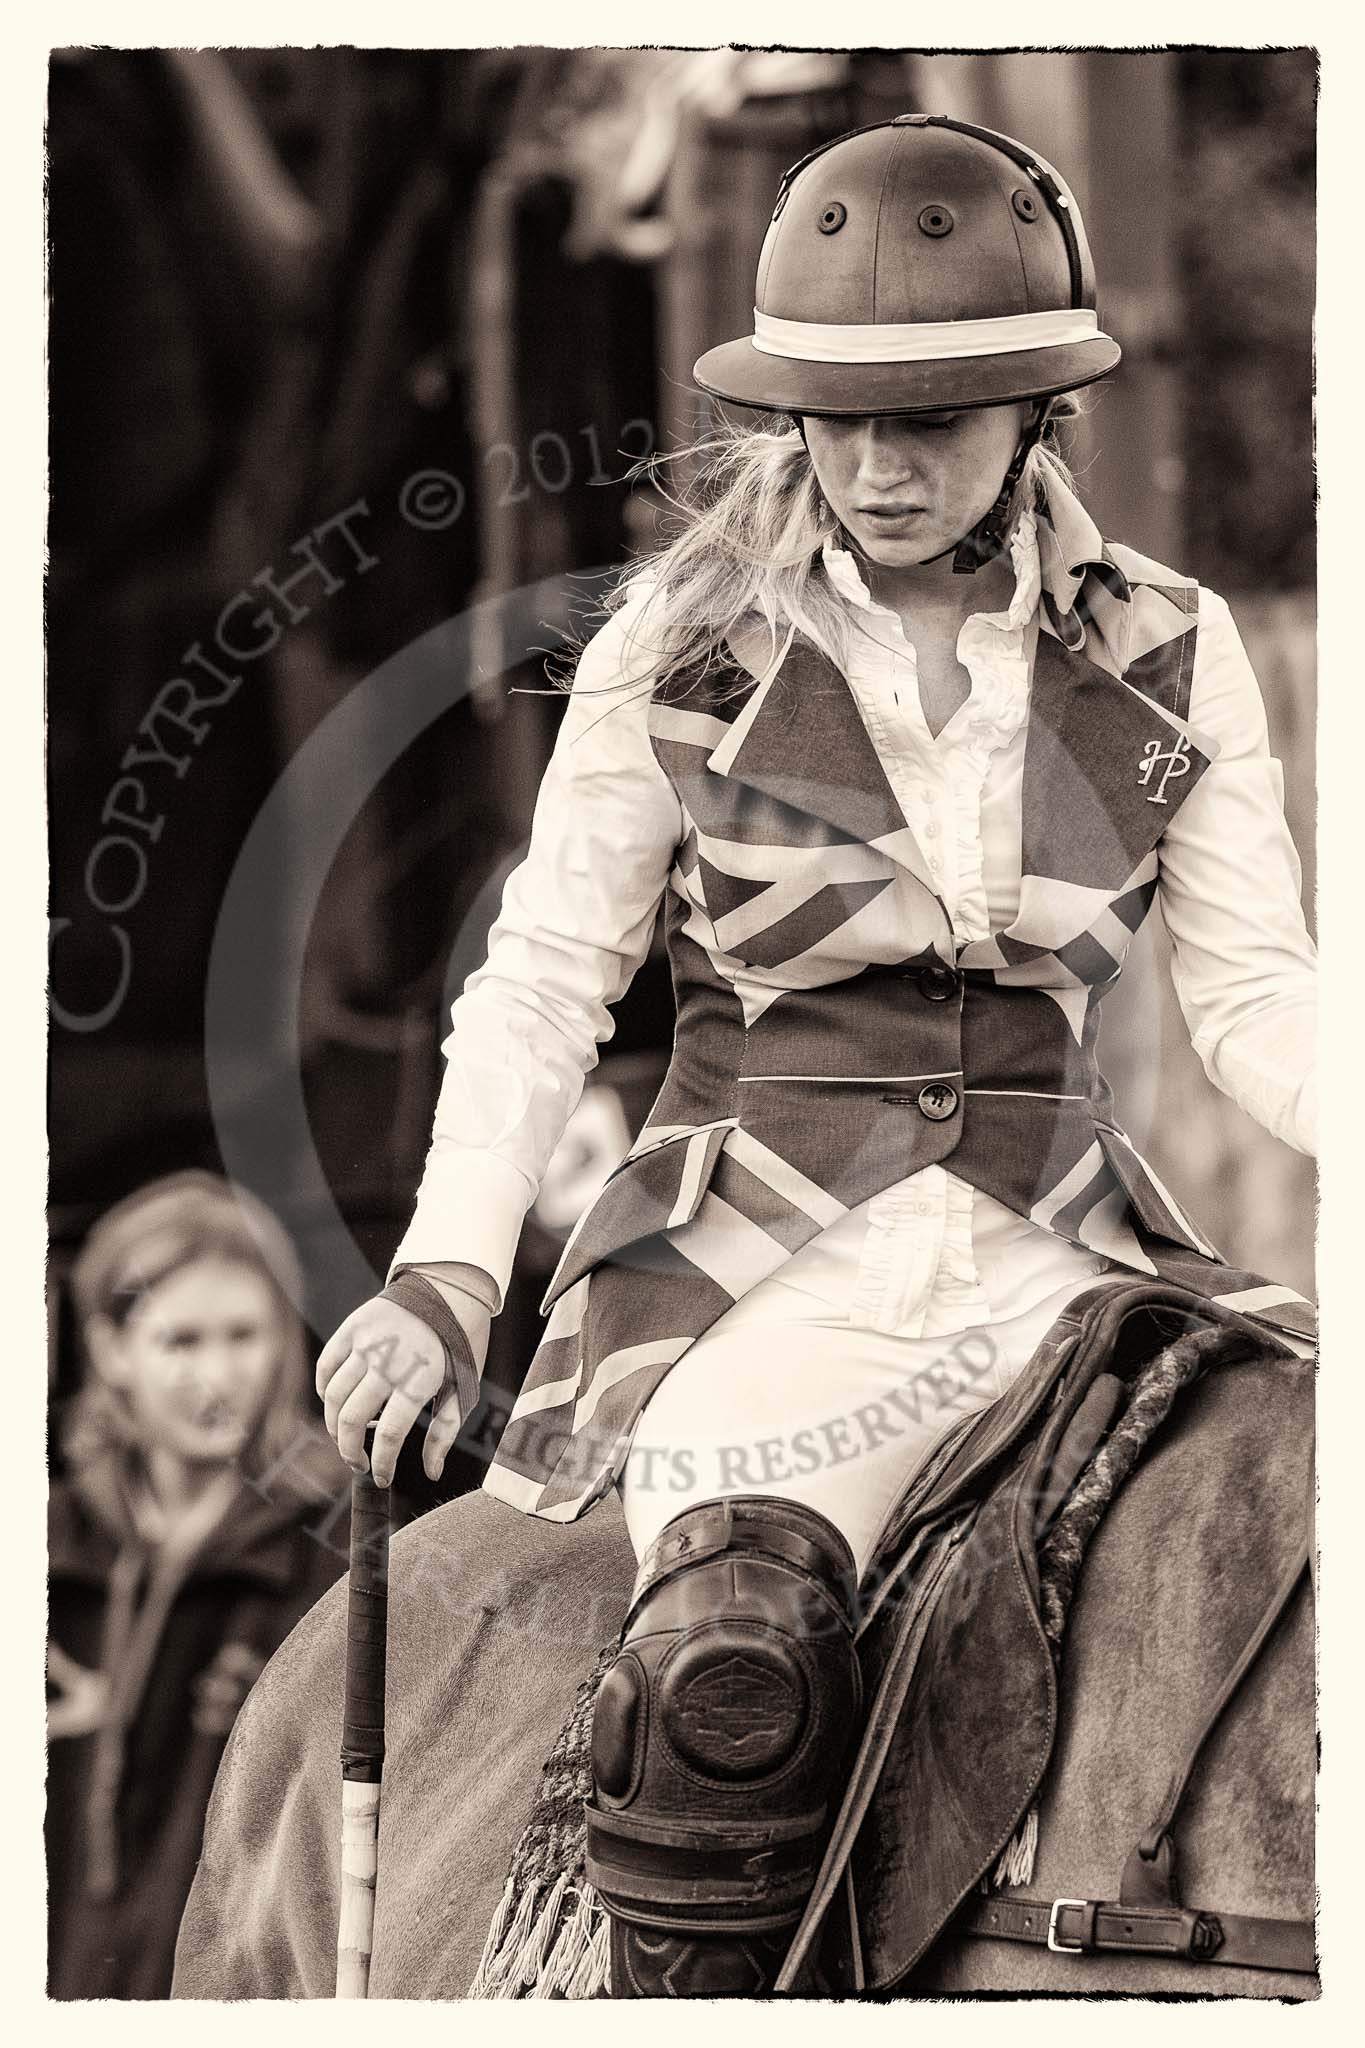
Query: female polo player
316 114 1316 1996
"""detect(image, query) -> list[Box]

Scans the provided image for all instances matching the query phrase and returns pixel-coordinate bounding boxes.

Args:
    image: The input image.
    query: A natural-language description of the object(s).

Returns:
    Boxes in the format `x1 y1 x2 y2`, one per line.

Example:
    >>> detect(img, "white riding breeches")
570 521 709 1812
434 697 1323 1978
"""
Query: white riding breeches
619 1196 1115 1580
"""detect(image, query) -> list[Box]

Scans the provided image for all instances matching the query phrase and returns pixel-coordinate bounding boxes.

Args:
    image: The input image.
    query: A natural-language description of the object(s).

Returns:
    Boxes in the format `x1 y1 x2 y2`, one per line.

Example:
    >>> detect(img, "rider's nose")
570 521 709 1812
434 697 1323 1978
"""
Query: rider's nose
855 418 919 492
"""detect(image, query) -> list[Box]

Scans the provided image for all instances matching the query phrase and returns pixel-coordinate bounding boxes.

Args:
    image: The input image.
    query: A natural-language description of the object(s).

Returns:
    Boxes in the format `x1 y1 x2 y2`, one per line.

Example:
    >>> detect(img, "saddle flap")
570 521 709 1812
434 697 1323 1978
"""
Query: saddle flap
850 1465 1057 1984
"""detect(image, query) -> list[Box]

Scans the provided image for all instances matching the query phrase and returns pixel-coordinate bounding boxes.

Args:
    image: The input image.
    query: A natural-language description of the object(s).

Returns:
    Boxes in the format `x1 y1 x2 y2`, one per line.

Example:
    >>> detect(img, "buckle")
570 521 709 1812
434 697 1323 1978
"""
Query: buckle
1190 1912 1224 1961
1048 1899 1088 1954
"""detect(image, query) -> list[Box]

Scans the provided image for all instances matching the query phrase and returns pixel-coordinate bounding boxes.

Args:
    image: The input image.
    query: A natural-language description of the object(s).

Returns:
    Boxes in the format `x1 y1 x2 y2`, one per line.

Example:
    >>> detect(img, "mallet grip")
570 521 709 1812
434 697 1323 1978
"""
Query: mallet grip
341 1460 391 1780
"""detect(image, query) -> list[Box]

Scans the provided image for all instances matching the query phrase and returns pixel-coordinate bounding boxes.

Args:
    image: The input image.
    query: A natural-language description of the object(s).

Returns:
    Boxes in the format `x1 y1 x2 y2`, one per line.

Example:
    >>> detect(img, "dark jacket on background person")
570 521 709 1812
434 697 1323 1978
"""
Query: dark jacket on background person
46 1428 347 1999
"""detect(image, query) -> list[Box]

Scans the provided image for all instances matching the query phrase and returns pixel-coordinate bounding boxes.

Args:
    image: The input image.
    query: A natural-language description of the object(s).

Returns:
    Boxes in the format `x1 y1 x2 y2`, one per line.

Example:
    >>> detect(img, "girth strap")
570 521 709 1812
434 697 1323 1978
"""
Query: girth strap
962 1893 1316 1975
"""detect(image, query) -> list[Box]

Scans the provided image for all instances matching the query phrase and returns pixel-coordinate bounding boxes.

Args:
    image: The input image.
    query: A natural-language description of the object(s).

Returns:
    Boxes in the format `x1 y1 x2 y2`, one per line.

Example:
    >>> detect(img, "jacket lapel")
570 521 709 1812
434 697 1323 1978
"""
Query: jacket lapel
704 634 948 907
992 598 1218 957
693 496 1220 966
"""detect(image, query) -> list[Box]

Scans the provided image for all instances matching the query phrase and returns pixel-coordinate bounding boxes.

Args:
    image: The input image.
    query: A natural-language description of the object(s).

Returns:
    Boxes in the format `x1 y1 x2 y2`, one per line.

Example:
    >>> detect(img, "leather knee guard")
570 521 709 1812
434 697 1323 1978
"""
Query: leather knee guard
586 1496 861 1997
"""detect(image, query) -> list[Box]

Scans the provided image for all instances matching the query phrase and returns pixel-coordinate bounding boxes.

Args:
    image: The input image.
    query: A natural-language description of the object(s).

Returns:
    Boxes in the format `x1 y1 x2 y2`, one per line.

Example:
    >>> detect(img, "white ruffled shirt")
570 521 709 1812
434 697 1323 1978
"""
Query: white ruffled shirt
755 513 1102 1341
395 494 1317 1351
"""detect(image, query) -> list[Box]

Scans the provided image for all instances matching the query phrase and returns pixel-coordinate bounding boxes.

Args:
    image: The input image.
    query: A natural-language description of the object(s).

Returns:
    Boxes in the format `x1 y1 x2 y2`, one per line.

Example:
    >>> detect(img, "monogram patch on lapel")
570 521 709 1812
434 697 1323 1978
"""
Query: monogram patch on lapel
1137 732 1193 804
1011 632 1213 897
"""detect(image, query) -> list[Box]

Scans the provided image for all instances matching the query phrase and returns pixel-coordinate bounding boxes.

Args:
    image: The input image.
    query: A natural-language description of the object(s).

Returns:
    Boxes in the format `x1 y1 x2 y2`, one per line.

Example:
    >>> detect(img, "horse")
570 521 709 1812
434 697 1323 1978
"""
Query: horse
172 1330 1315 2001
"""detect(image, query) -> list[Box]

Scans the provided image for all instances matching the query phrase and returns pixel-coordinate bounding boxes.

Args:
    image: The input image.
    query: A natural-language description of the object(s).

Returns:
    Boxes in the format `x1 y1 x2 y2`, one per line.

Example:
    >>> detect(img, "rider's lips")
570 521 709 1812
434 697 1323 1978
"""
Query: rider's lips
856 504 927 534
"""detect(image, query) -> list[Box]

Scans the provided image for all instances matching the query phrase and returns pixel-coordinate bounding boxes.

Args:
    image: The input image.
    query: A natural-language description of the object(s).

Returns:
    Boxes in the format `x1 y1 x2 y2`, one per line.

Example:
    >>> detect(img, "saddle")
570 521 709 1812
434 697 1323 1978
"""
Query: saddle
471 1276 1314 1999
777 1277 1314 1994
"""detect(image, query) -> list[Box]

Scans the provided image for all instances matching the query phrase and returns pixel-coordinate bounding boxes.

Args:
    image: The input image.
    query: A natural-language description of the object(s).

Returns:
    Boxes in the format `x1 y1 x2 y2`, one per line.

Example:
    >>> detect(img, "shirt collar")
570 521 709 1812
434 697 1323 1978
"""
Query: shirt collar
1033 455 1097 588
821 506 1042 634
822 452 1130 621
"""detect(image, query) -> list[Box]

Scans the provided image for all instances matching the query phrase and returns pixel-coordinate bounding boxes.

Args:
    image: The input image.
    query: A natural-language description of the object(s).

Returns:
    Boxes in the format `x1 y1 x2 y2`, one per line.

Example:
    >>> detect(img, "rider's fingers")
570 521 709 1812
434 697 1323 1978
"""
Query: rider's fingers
321 1350 370 1440
335 1369 398 1471
422 1388 466 1482
369 1385 429 1490
315 1317 359 1399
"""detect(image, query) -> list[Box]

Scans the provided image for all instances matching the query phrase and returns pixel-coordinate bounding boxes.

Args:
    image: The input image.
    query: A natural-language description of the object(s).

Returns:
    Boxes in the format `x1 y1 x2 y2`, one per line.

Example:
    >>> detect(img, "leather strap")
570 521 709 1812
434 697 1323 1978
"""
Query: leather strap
625 1499 856 1633
913 115 1086 305
378 1271 481 1422
963 1893 1316 1975
586 1803 826 1932
1144 1539 1311 1851
773 1516 972 1992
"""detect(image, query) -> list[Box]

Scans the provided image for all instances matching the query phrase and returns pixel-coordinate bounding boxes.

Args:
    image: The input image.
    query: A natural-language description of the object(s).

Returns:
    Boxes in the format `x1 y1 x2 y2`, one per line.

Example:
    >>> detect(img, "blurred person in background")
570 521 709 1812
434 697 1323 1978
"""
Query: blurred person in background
317 106 1316 1997
46 1172 346 1999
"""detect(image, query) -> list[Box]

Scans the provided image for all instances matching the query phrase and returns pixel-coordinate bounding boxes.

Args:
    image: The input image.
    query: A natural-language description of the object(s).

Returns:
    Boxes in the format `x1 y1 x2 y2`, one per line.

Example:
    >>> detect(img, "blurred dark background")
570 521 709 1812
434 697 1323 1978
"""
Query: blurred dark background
48 45 1317 1497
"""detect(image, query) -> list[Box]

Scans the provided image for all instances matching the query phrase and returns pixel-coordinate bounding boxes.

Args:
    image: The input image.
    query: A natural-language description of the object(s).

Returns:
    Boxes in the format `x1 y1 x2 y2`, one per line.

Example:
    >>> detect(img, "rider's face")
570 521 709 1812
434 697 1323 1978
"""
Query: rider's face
802 403 1032 569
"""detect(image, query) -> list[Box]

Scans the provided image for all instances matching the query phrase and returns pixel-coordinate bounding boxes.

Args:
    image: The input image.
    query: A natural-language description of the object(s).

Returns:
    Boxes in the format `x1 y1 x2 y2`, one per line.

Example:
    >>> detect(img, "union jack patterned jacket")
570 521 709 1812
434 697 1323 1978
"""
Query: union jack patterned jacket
416 506 1317 1524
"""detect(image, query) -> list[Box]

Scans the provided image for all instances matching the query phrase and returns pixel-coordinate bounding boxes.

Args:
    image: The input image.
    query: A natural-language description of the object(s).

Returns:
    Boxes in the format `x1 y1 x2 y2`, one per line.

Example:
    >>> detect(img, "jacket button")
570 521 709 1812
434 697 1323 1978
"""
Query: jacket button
918 965 959 1002
918 1082 959 1122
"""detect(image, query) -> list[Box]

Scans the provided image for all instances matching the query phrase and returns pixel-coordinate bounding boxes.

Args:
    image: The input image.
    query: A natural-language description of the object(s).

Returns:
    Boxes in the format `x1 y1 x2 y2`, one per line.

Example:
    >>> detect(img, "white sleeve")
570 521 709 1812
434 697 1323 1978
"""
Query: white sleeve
386 587 683 1299
1157 587 1317 1156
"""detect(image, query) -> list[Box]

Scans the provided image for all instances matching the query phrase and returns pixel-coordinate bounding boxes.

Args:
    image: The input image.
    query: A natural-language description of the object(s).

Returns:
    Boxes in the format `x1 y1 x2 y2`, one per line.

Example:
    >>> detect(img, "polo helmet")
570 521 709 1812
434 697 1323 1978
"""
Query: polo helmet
693 112 1120 417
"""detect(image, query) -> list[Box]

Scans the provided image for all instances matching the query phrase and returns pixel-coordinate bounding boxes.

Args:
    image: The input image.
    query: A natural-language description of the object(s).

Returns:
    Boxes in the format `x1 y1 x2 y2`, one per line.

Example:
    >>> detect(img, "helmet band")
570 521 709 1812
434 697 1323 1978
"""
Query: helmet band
753 305 1101 365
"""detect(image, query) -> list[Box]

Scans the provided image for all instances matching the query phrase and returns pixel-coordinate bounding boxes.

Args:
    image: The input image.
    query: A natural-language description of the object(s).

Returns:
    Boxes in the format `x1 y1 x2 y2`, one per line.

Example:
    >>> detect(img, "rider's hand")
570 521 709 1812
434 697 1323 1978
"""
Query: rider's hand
315 1290 491 1487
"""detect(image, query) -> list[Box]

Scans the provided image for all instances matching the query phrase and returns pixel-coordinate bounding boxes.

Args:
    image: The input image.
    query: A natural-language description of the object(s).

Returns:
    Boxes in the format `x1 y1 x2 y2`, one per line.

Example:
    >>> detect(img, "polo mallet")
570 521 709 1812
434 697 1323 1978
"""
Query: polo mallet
336 1425 392 1998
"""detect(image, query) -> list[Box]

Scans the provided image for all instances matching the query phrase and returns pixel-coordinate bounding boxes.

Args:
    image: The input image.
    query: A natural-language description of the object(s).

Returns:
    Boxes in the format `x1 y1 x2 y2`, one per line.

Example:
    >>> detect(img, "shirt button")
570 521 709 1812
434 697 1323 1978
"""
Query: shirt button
917 1082 960 1122
923 820 939 838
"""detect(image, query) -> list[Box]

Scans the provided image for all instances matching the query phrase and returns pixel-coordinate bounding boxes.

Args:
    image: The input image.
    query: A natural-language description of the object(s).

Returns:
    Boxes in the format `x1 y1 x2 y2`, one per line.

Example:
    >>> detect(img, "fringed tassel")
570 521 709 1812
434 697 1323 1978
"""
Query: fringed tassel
989 1804 1039 1890
519 1869 572 1991
467 1874 517 1997
468 1872 545 1999
529 1886 604 1999
469 1873 612 1999
563 1911 612 2000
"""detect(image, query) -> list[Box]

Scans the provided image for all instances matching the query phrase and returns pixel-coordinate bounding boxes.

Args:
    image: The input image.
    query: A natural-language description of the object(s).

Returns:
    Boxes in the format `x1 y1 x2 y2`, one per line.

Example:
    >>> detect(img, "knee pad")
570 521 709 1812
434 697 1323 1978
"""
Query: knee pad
586 1496 861 1960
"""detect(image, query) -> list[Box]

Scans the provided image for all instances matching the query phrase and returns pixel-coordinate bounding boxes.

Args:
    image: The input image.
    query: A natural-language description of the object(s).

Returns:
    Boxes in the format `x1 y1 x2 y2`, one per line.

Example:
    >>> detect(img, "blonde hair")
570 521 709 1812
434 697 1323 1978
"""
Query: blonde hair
578 394 1083 699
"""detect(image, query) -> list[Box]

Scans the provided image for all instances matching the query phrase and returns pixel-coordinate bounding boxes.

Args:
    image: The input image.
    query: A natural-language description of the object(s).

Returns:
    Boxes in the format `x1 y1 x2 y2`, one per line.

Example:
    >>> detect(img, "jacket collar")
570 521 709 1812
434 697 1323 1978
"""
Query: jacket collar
820 458 1136 676
821 504 1043 639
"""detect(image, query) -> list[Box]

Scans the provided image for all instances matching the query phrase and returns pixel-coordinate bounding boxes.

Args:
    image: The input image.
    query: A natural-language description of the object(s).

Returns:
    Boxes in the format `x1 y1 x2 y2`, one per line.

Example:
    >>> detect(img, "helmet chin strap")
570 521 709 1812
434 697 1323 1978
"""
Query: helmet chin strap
795 402 1048 575
944 402 1048 573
